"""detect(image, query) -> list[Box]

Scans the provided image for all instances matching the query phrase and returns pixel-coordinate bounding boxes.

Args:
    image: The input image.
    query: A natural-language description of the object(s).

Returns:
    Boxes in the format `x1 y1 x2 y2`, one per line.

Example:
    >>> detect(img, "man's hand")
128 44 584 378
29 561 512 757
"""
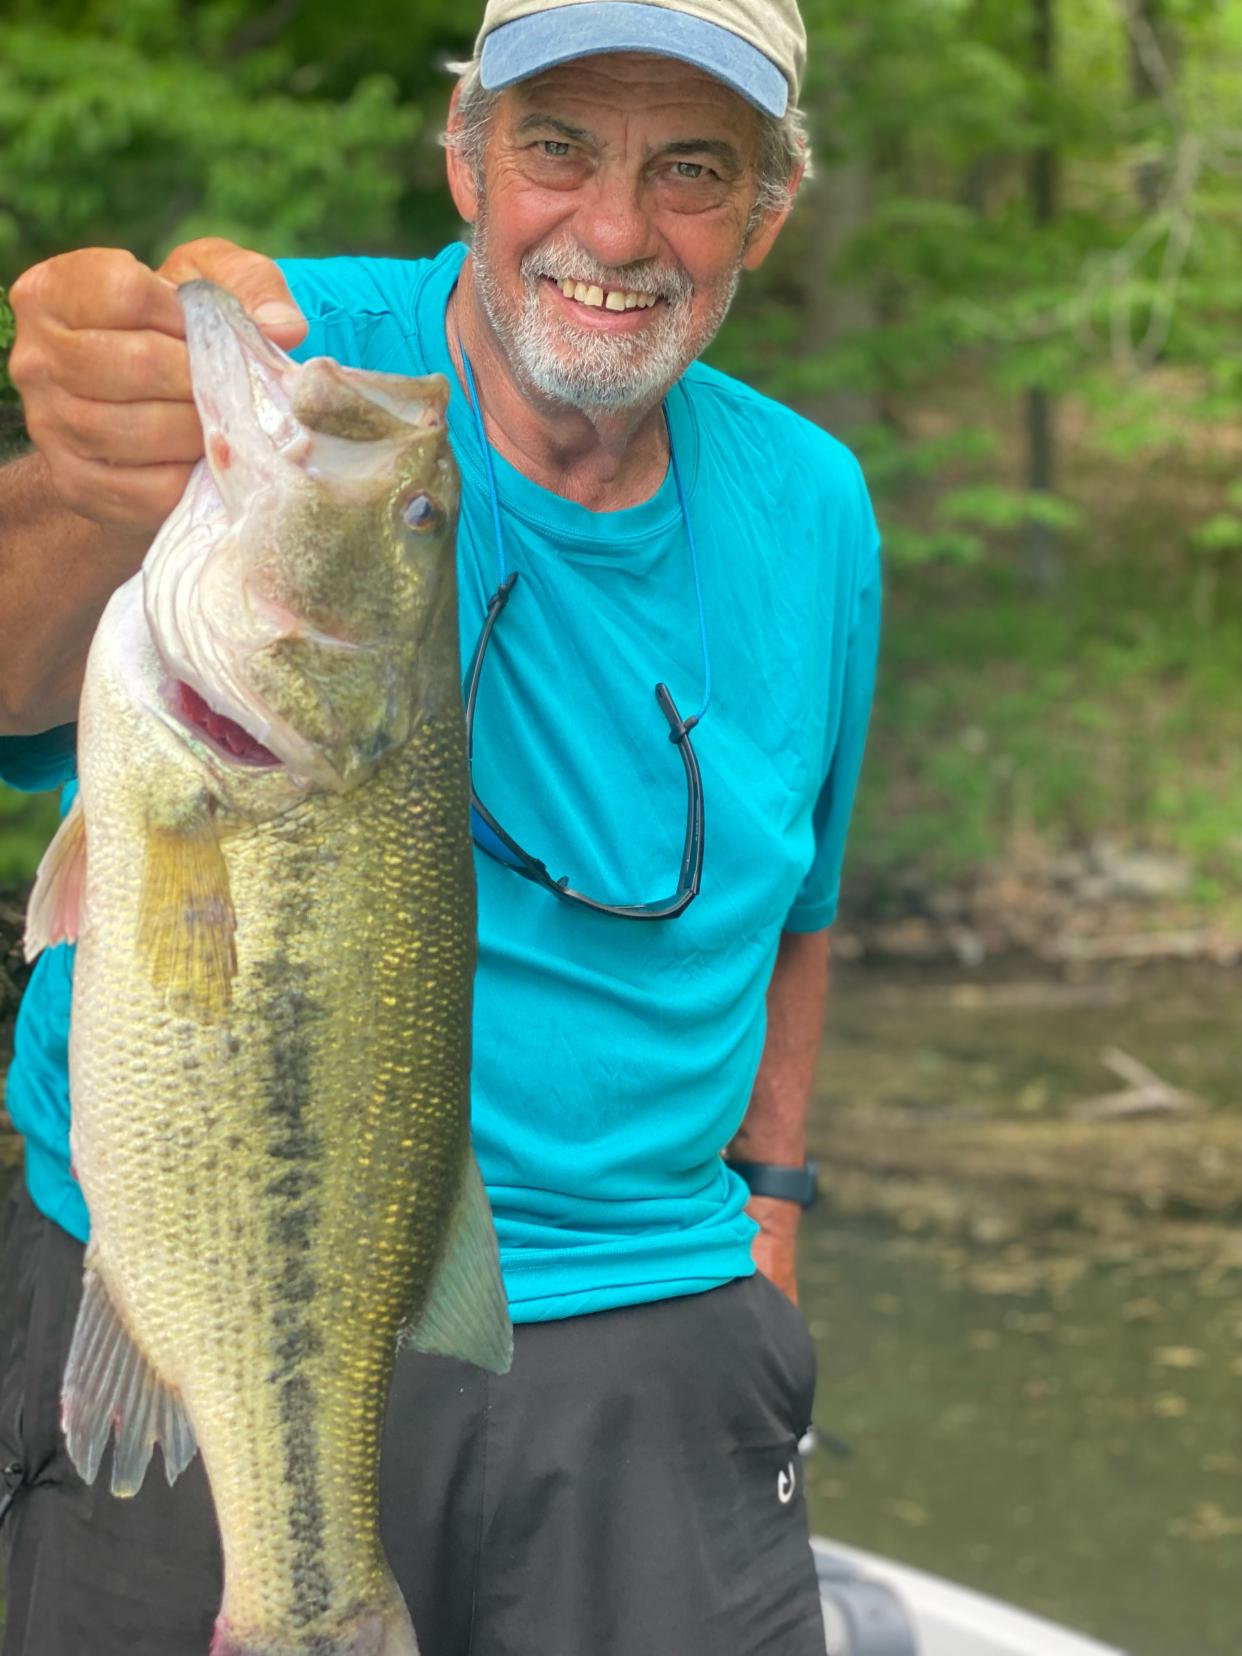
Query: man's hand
8 238 306 540
748 1194 801 1304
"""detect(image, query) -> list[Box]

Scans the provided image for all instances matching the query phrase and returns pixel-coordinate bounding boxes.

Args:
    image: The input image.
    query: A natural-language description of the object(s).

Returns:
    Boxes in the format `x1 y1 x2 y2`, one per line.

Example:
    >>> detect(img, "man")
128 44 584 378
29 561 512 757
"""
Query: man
0 1 881 1651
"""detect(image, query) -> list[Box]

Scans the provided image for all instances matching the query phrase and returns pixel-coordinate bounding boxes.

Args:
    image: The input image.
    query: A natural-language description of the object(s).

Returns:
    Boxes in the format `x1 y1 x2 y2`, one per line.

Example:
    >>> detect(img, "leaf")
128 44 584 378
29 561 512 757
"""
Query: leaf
940 485 1084 534
1189 514 1242 556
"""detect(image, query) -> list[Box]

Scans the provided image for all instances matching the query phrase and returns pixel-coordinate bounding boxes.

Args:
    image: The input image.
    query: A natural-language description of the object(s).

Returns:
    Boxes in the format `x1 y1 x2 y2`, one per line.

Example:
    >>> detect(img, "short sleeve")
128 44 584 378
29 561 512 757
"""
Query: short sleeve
276 256 432 375
784 474 882 933
0 725 78 793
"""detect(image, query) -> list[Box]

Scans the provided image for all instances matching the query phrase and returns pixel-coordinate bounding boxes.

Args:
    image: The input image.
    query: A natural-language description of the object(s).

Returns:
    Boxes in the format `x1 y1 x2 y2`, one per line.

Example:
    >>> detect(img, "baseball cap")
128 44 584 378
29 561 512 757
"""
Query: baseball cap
474 0 806 119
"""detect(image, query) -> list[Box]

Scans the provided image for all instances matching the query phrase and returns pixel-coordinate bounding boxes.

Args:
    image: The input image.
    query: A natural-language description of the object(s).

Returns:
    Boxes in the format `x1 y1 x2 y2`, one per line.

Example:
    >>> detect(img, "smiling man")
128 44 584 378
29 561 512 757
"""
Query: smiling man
0 3 880 1653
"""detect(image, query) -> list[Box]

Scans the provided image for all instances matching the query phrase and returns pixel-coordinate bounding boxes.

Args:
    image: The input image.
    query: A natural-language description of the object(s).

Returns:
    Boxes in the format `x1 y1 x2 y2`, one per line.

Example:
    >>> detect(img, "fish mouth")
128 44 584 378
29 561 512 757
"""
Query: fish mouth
164 679 283 769
143 281 450 794
154 662 344 789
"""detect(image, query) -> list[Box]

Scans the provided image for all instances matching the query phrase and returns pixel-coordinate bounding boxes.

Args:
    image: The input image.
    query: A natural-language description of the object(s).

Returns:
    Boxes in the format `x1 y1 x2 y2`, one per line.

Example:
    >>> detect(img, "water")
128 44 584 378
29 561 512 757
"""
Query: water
803 960 1241 1656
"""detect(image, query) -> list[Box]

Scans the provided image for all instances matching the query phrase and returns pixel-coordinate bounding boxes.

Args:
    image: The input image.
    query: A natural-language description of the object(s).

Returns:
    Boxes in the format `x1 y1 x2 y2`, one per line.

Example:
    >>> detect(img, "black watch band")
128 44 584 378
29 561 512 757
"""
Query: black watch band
726 1158 820 1209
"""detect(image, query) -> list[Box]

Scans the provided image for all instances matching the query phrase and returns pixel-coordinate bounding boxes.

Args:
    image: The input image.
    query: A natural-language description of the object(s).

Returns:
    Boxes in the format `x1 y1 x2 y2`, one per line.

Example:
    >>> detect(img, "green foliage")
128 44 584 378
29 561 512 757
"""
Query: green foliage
0 282 25 463
940 485 1084 534
0 0 1238 912
0 15 424 266
0 285 13 383
0 785 59 887
1191 513 1242 555
715 0 1242 574
848 531 1242 900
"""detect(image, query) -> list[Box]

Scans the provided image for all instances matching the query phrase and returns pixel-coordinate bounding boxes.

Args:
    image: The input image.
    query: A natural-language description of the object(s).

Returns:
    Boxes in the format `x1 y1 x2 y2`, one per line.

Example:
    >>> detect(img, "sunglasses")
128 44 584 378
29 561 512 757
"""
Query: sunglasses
463 572 704 920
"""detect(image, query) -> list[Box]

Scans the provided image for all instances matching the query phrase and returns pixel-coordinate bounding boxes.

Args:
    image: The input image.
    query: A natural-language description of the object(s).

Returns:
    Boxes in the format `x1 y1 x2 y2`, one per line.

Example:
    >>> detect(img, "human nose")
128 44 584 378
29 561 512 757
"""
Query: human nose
571 170 662 272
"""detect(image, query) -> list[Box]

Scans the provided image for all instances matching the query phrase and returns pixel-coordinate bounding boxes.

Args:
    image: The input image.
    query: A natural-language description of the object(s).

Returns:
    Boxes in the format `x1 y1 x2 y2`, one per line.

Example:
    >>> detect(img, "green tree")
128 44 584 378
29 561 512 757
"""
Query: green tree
1 0 1239 904
0 8 423 271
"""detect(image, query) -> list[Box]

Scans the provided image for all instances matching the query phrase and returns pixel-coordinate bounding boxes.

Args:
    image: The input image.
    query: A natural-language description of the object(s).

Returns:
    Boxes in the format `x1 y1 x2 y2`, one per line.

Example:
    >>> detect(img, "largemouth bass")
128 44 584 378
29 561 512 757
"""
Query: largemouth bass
25 280 512 1656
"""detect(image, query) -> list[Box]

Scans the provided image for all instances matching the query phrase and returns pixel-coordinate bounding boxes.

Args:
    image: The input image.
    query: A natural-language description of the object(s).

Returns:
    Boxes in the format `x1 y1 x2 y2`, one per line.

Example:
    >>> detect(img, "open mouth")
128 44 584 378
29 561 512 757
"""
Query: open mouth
171 680 282 768
542 275 665 313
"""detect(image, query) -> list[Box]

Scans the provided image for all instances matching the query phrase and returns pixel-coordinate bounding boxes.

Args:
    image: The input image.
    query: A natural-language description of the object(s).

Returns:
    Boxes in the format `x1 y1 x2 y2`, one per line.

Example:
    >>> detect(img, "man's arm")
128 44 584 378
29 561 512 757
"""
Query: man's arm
0 454 151 731
729 926 831 1304
0 241 305 735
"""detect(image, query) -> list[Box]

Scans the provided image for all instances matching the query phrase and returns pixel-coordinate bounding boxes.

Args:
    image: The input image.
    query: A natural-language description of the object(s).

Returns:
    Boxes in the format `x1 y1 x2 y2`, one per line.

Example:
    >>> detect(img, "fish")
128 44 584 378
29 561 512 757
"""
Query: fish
24 279 512 1656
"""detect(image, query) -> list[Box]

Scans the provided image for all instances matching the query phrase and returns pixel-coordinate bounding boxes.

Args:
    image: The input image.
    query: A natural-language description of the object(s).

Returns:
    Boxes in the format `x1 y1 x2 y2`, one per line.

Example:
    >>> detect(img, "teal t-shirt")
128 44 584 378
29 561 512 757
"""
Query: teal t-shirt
0 242 881 1322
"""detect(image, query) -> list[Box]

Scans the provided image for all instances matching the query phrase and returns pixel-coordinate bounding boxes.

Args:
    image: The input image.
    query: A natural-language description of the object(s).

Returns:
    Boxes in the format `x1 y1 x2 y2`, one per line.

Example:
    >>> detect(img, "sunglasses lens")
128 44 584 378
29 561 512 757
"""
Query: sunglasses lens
470 804 527 870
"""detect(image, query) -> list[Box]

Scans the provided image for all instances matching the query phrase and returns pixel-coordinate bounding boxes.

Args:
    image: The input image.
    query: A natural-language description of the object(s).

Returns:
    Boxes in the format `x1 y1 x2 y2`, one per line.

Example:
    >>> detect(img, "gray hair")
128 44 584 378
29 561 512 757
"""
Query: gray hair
442 57 811 225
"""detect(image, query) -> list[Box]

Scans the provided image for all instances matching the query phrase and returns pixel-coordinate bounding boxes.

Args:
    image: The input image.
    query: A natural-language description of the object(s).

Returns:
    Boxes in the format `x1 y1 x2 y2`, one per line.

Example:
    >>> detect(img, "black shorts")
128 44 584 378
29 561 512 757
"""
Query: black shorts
0 1179 826 1656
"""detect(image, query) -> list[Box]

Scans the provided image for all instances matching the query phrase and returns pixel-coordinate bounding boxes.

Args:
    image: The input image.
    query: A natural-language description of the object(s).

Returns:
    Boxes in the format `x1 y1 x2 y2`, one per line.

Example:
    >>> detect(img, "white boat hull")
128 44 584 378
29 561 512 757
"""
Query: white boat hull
813 1537 1131 1656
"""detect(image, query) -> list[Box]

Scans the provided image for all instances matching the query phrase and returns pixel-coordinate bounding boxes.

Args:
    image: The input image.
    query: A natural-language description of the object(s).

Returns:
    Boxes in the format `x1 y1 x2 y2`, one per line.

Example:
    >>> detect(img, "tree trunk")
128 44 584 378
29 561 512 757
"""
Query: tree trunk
1022 0 1061 593
802 154 878 436
1128 0 1180 210
798 64 879 438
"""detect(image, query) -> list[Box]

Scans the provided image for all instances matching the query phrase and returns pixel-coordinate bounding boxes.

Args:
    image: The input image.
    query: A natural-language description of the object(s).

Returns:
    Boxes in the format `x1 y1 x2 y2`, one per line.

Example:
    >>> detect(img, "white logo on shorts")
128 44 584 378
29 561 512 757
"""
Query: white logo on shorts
777 1460 797 1504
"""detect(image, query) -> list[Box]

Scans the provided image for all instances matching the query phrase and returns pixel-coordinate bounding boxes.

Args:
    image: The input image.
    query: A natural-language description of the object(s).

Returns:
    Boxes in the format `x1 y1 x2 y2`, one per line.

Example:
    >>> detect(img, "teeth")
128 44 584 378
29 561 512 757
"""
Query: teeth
554 278 661 310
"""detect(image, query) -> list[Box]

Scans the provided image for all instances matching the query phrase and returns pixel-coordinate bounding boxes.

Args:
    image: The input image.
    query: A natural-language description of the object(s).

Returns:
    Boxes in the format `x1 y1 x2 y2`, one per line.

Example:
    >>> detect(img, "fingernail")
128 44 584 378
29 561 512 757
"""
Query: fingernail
253 301 304 329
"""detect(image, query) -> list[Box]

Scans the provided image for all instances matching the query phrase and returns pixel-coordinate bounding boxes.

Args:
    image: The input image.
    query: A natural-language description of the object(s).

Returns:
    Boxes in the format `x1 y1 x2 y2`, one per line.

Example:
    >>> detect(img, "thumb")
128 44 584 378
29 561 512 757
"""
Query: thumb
157 236 308 348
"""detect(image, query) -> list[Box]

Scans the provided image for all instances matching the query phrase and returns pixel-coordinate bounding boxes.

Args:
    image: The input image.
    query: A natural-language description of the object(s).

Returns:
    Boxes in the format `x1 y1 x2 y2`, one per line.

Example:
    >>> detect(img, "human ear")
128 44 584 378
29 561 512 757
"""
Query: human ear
445 82 481 225
741 158 805 272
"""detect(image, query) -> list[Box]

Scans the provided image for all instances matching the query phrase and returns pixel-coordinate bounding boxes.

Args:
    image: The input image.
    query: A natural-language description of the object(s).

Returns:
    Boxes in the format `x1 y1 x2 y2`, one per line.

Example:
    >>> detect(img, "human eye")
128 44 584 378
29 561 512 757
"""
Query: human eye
654 154 729 211
521 131 588 188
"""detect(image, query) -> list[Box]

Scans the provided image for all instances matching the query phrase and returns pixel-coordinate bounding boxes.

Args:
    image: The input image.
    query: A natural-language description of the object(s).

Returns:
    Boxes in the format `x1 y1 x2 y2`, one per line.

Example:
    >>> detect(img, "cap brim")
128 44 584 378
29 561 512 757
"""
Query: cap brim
480 3 788 117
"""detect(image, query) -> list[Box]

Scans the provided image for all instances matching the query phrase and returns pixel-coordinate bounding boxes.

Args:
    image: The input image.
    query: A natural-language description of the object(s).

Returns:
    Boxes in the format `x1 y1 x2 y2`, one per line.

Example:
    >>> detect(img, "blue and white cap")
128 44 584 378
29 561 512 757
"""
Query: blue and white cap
474 0 806 119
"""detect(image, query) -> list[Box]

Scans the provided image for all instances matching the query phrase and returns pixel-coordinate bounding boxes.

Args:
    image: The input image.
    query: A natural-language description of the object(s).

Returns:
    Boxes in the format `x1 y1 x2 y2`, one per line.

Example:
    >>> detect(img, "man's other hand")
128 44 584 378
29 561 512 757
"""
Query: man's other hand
8 238 306 539
747 1194 801 1304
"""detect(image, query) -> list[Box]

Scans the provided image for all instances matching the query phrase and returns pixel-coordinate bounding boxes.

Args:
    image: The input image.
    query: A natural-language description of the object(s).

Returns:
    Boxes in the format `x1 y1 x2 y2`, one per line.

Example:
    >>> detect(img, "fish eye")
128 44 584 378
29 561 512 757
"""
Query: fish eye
401 491 444 533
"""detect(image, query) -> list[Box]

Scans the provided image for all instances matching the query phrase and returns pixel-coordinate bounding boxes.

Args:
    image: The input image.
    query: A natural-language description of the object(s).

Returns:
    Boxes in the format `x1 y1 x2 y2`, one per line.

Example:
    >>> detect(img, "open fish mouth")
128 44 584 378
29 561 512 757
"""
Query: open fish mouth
166 680 283 769
141 279 453 794
150 652 338 788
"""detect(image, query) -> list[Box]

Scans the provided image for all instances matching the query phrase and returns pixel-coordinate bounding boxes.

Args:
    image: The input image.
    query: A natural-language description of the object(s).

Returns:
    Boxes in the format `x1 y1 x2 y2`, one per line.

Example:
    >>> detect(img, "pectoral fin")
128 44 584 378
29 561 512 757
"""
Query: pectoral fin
62 1262 198 1497
24 793 87 959
138 816 236 1018
405 1155 513 1375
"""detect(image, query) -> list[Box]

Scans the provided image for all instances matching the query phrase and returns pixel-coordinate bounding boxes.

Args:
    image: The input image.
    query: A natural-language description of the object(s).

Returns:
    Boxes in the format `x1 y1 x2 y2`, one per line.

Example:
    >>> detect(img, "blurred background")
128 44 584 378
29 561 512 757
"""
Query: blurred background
0 3 1238 1653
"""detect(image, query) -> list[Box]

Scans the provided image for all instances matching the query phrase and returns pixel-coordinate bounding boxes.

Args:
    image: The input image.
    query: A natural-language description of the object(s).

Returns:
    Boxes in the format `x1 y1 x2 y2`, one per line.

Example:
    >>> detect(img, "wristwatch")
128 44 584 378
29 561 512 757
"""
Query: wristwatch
726 1157 820 1209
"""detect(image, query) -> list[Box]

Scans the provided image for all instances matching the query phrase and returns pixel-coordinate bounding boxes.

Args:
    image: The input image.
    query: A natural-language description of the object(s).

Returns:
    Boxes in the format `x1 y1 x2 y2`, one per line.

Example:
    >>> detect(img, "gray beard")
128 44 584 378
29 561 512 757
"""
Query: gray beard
470 209 741 412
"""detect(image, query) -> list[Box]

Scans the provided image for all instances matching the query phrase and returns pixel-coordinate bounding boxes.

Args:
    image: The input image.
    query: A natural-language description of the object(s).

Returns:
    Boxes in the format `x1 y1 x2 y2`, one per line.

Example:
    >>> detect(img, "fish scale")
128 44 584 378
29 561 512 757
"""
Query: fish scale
27 280 512 1655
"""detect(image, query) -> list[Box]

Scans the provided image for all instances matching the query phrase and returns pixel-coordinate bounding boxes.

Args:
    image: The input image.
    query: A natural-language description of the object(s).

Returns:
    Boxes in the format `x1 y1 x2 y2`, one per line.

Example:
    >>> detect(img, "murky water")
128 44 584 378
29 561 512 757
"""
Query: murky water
803 960 1241 1656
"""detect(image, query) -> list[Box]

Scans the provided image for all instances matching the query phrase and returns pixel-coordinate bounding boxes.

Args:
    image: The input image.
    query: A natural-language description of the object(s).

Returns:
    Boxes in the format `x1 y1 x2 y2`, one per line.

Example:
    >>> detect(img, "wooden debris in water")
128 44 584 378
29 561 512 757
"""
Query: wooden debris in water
1071 1045 1205 1120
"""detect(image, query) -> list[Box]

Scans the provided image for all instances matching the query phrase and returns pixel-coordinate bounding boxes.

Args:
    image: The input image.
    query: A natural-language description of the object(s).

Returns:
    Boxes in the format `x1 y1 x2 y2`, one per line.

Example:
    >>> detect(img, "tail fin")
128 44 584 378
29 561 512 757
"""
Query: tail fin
211 1598 419 1655
375 1605 419 1656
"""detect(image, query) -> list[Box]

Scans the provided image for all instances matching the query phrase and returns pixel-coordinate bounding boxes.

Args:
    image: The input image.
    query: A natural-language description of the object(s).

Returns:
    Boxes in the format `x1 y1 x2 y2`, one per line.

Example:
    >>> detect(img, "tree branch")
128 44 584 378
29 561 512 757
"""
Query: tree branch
225 0 306 61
